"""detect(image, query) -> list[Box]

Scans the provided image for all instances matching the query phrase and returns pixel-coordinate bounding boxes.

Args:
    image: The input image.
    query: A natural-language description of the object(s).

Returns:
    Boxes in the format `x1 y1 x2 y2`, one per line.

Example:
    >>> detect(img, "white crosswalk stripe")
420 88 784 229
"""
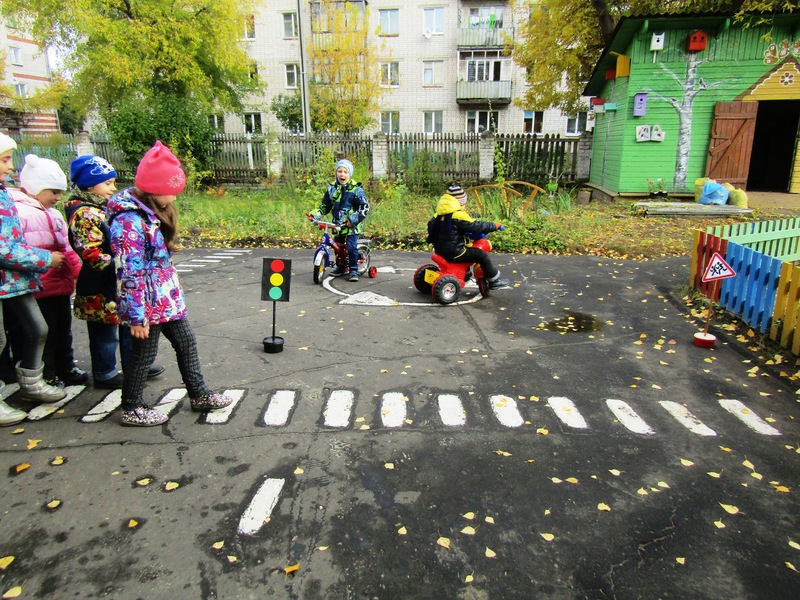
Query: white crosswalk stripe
238 477 285 535
12 385 788 439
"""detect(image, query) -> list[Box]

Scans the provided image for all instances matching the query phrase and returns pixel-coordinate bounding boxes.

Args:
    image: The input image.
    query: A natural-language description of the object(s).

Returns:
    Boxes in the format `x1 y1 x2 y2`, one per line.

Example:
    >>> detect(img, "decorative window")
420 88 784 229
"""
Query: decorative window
566 112 588 135
381 111 400 134
423 7 444 35
8 47 22 65
283 13 298 38
243 15 256 39
380 62 400 87
423 111 443 134
209 114 225 132
379 9 399 35
523 111 543 134
468 6 504 29
285 64 300 88
466 110 498 134
243 112 262 134
15 83 28 98
423 61 443 86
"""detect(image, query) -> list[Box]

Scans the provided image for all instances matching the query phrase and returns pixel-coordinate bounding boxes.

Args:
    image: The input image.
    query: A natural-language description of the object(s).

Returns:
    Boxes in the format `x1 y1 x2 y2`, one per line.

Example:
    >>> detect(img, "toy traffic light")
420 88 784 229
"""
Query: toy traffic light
261 258 291 302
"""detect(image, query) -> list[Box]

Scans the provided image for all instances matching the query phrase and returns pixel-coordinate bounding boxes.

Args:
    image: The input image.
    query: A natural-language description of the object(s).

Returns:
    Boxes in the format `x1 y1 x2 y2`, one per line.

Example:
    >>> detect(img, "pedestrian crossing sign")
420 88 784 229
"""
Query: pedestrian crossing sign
702 252 736 282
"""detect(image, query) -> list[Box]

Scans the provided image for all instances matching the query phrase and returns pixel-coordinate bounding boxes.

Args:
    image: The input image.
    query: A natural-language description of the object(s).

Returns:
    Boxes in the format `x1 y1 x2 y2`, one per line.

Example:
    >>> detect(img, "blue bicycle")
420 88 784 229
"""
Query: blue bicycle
306 213 376 284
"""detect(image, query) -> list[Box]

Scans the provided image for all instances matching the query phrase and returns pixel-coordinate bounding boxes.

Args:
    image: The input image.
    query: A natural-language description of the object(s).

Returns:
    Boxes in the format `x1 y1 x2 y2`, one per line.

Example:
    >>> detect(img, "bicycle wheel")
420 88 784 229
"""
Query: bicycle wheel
313 248 328 284
356 245 371 275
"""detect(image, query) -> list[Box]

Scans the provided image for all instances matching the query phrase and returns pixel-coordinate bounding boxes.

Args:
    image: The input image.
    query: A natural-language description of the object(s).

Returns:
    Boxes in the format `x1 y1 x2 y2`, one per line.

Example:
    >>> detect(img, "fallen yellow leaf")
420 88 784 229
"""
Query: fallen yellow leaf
719 446 732 453
0 556 14 570
46 499 61 509
11 428 23 434
540 533 555 541
465 574 474 583
680 458 694 467
775 485 791 493
227 555 238 563
494 450 512 457
707 472 721 478
462 512 475 520
485 516 495 524
26 439 41 450
788 540 800 550
787 562 797 572
2 586 22 599
212 541 224 550
136 478 152 486
14 463 30 474
609 469 622 476
742 460 755 470
485 547 496 558
50 456 65 466
536 428 549 435
751 472 763 481
598 503 611 512
437 536 451 549
461 526 477 535
657 481 670 489
676 557 686 565
317 546 329 551
551 477 563 484
637 488 648 496
398 526 407 536
128 519 138 528
720 503 739 515
565 477 579 484
164 481 180 491
294 467 304 475
714 520 726 529
283 563 300 575
384 463 395 470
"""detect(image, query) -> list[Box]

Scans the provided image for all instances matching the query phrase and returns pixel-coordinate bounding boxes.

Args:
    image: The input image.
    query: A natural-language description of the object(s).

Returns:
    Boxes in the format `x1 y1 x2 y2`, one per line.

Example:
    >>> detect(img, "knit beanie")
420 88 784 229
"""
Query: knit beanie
0 132 16 155
335 159 354 178
447 183 467 205
134 140 186 195
70 155 117 190
19 154 68 195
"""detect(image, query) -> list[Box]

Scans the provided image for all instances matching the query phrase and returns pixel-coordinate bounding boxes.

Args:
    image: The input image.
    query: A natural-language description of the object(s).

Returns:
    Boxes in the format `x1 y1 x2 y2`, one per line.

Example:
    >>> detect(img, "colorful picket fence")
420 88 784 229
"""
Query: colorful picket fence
691 218 800 354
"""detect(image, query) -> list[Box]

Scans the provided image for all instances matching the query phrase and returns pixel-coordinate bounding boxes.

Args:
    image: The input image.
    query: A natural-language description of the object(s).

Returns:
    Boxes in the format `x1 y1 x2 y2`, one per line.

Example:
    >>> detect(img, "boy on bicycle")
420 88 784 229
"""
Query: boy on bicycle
311 159 370 282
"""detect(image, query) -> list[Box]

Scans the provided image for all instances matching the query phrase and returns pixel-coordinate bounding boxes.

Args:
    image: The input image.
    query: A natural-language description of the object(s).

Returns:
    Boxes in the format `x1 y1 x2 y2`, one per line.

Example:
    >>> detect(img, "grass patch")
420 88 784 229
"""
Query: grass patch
173 185 770 259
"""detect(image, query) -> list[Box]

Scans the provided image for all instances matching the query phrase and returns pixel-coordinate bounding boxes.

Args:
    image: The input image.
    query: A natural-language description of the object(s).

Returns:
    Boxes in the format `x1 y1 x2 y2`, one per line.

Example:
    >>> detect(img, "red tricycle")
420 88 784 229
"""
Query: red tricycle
306 212 377 283
413 237 493 304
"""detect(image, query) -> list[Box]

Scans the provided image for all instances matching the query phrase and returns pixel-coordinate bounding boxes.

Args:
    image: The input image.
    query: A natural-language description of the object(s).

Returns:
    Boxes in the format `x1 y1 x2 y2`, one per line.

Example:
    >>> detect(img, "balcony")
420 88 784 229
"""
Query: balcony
456 80 512 105
457 27 514 48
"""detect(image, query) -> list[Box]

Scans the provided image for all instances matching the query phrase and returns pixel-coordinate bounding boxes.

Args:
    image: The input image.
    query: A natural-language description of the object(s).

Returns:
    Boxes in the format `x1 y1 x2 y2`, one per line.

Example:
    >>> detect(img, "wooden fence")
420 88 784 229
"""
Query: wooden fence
386 133 480 181
691 218 800 354
279 133 372 173
495 133 579 183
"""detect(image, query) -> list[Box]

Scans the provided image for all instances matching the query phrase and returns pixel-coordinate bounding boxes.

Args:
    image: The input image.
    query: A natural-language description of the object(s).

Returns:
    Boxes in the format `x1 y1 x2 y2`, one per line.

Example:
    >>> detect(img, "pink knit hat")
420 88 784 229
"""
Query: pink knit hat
134 141 186 195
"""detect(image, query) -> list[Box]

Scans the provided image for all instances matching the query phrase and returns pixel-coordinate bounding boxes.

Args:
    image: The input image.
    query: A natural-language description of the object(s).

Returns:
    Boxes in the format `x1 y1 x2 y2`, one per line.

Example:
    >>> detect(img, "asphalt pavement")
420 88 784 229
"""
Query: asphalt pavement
1 247 798 599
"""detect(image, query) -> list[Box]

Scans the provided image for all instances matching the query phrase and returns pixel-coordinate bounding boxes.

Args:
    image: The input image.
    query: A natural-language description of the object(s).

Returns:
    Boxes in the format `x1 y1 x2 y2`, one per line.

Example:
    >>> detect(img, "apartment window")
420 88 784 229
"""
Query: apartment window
15 83 28 98
463 51 505 82
8 47 22 65
243 112 262 134
379 9 399 35
423 111 442 134
312 1 366 33
423 7 444 34
381 111 400 134
285 64 300 88
283 13 298 38
380 62 399 87
249 62 259 80
423 61 443 86
566 112 588 135
209 114 225 132
469 6 504 29
243 15 256 39
523 111 543 134
466 110 498 134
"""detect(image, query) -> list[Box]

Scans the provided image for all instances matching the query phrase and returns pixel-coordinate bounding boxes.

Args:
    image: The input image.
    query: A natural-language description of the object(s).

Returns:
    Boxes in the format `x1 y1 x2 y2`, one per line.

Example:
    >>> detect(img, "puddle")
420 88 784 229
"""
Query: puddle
542 311 604 333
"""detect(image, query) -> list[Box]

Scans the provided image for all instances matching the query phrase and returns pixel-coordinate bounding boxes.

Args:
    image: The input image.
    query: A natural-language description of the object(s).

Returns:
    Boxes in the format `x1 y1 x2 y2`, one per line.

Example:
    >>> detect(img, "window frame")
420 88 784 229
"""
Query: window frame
283 12 298 38
466 110 498 134
423 7 444 35
381 111 400 134
423 110 443 134
243 15 256 40
566 111 588 135
378 8 400 36
285 63 300 88
243 112 262 134
523 111 544 134
209 114 225 133
423 60 443 86
15 83 28 98
8 47 22 65
468 6 504 29
380 61 400 87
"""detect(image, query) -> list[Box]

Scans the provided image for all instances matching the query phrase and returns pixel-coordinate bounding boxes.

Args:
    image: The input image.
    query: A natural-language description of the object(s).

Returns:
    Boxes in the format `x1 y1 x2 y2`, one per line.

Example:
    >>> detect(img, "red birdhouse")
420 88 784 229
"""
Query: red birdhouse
605 68 616 80
687 30 708 52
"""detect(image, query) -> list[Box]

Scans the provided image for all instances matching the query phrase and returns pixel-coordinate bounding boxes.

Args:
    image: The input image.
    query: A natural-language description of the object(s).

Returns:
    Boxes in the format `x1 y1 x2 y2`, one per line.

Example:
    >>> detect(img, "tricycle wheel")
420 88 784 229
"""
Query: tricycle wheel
312 248 327 284
356 245 371 275
433 275 461 304
368 266 378 278
477 276 491 298
413 263 438 294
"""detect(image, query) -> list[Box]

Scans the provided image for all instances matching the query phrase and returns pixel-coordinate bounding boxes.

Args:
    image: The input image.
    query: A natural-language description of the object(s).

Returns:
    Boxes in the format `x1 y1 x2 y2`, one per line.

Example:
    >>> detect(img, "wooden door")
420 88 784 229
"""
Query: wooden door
705 101 758 190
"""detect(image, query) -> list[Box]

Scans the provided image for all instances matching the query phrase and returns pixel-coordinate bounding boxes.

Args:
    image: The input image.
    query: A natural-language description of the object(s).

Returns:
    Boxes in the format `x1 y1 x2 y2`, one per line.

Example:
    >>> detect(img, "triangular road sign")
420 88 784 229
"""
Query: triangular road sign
702 252 736 282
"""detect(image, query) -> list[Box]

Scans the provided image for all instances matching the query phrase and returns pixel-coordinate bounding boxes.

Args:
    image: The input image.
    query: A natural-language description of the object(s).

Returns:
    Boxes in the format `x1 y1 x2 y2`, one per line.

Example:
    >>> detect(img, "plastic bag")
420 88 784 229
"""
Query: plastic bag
699 181 730 205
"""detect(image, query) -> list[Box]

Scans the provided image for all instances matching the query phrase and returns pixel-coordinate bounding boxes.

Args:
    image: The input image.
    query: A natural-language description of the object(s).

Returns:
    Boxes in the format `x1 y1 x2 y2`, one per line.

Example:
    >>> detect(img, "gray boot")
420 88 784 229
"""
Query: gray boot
0 382 27 426
15 362 66 403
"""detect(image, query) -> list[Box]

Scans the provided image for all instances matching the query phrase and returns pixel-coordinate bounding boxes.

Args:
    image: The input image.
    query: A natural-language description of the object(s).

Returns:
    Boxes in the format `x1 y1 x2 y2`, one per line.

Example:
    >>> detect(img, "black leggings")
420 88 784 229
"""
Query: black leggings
444 248 499 280
0 293 47 370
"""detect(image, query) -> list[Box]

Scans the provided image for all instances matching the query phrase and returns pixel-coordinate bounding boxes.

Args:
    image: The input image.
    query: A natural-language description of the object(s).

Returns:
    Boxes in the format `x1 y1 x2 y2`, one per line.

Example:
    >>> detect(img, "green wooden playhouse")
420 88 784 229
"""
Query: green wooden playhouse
583 12 800 196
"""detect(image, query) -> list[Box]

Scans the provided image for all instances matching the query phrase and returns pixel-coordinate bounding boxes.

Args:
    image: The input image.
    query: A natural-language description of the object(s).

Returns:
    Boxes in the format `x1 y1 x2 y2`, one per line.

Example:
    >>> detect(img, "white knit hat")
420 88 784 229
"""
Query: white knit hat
0 132 17 155
19 154 68 195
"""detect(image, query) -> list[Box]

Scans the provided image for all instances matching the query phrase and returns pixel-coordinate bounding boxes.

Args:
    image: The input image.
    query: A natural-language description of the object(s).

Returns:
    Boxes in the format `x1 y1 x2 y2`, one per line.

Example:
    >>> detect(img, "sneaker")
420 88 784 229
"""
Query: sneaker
331 265 346 276
488 277 510 290
147 364 165 378
60 366 89 385
190 392 233 412
120 404 168 427
94 373 124 389
44 376 66 389
348 272 360 282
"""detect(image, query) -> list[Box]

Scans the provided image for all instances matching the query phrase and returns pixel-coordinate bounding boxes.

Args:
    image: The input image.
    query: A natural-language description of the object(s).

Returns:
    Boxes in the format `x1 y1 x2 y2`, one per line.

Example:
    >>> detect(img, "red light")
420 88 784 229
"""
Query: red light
271 259 285 272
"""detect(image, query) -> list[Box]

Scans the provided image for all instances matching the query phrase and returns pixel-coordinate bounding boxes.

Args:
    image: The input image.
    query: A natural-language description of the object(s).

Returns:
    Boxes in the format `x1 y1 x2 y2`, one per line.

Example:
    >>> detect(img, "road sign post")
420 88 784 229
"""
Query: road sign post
261 258 291 353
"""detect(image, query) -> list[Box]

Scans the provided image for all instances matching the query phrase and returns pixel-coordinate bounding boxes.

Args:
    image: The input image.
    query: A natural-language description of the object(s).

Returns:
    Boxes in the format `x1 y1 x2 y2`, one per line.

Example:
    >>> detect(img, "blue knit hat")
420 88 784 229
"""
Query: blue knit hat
69 155 117 190
335 159 354 177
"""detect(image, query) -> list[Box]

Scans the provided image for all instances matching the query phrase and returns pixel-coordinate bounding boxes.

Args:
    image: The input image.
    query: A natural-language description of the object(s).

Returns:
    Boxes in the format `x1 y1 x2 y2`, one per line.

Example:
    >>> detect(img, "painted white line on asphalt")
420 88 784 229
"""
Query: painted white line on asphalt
176 269 193 273
659 401 717 436
376 266 397 273
719 399 781 436
26 386 85 421
155 388 187 416
238 477 285 535
606 399 655 435
381 392 407 428
341 291 399 306
324 390 353 428
263 390 296 426
548 397 589 429
490 395 524 428
438 394 466 426
81 390 122 423
196 258 222 263
203 389 246 424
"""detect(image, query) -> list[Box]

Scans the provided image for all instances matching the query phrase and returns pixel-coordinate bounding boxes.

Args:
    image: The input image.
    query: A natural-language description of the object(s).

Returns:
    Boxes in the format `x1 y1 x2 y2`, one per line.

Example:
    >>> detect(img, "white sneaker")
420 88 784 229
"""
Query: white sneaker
0 399 27 426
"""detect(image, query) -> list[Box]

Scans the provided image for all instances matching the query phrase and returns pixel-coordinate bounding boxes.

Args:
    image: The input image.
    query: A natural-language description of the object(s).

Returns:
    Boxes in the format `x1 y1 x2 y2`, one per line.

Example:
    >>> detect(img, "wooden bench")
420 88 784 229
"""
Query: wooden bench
634 201 753 217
